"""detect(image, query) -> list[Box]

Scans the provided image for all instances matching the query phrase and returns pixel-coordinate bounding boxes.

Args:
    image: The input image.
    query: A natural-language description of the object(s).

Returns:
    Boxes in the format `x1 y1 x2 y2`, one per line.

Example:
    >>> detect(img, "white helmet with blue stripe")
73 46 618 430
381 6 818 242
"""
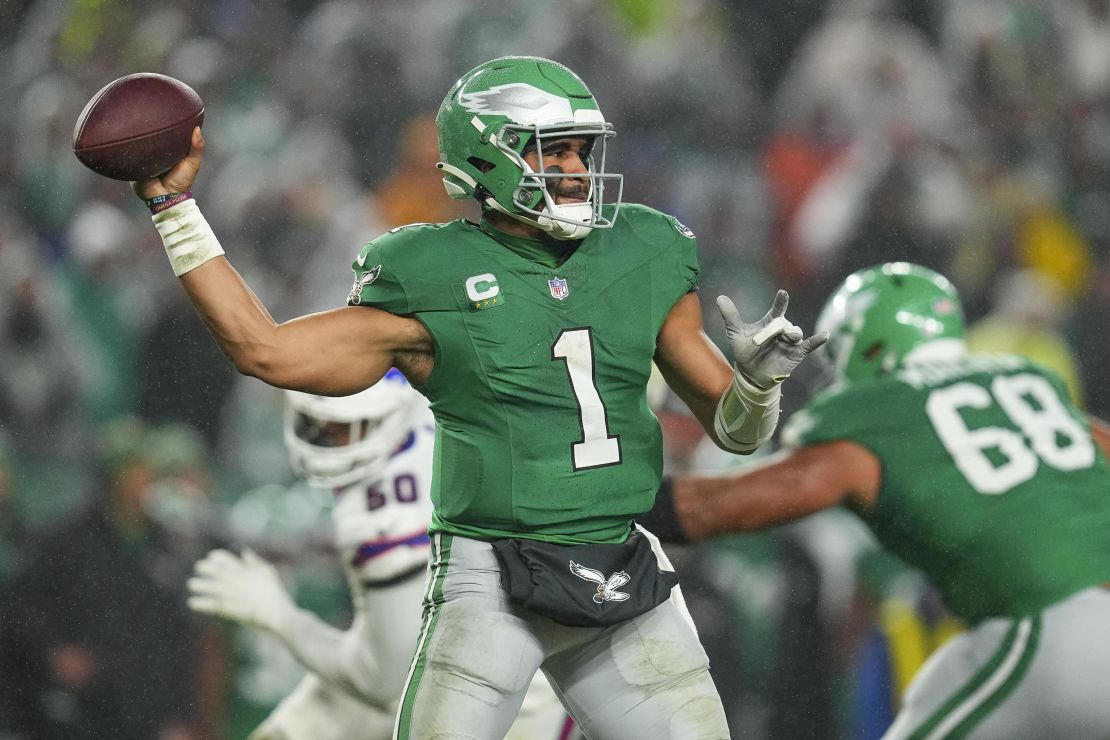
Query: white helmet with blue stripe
283 370 428 487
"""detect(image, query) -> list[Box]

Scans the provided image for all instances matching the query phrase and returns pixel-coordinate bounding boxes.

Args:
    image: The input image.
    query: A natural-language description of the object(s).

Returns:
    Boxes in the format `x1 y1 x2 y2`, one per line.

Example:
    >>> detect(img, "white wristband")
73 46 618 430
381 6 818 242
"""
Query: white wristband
713 369 781 453
152 199 224 277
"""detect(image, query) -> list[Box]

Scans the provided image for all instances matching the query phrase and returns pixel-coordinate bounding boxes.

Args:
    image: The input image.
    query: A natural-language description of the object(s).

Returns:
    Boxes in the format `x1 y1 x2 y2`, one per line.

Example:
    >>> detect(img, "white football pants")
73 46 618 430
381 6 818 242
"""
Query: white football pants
394 531 730 739
250 564 570 740
883 586 1110 739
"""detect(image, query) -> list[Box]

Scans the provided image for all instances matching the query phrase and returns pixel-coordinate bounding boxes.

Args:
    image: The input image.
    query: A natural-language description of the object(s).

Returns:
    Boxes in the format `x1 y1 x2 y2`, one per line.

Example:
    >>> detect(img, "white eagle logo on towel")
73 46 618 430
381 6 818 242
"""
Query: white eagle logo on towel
569 561 631 604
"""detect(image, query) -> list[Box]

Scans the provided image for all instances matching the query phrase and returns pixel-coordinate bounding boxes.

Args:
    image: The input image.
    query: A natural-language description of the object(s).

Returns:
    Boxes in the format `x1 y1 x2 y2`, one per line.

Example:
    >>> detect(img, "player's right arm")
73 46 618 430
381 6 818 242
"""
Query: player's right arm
658 441 880 541
133 127 433 395
182 261 430 393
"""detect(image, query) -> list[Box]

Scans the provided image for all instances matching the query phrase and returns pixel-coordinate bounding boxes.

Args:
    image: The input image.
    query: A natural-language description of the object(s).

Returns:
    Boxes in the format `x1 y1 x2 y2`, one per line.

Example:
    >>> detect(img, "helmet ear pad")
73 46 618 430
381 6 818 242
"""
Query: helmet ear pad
443 129 546 213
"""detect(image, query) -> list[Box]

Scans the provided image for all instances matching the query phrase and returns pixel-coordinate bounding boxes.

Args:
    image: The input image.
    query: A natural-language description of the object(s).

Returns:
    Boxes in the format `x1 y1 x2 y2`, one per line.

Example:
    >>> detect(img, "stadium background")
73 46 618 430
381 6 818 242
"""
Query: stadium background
0 0 1106 737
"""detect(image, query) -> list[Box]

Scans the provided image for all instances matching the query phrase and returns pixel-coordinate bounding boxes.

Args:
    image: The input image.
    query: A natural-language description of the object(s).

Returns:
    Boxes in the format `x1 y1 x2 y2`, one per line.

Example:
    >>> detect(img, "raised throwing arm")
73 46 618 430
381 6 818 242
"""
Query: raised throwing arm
133 127 433 395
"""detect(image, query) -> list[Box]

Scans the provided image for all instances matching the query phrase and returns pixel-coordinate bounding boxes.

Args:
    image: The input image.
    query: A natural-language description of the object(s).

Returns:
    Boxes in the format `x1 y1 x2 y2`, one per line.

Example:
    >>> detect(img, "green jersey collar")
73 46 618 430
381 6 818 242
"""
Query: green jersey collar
476 218 579 269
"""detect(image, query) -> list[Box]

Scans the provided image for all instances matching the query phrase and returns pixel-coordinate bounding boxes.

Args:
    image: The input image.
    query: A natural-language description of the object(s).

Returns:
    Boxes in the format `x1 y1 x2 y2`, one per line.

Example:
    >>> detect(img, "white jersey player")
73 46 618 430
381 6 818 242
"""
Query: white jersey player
188 370 574 739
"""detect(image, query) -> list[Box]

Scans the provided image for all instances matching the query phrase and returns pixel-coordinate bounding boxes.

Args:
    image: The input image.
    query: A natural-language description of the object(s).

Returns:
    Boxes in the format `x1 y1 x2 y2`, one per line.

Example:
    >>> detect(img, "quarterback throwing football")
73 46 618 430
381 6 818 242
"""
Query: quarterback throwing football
132 56 825 738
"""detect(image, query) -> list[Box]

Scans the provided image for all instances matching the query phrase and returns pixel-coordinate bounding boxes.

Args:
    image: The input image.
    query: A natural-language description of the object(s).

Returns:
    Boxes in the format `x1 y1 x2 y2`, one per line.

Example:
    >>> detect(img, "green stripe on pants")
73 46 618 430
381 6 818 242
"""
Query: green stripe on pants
909 616 1041 740
394 533 453 739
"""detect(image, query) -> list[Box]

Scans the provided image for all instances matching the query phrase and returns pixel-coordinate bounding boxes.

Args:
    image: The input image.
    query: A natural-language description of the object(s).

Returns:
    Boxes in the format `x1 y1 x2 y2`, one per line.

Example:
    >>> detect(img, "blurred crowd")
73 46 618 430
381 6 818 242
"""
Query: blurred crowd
2 0 1110 737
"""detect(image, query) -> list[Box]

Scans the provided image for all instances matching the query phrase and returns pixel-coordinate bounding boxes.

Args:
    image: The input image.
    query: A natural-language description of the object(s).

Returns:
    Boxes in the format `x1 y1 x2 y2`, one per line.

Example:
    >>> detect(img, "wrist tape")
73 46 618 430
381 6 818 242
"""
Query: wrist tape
713 368 781 453
152 198 225 277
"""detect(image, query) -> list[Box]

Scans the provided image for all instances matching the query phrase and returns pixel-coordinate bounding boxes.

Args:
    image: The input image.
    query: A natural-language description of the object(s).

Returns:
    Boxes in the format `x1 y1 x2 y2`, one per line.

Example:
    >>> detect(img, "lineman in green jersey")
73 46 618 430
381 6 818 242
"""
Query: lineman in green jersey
129 56 826 738
652 262 1110 738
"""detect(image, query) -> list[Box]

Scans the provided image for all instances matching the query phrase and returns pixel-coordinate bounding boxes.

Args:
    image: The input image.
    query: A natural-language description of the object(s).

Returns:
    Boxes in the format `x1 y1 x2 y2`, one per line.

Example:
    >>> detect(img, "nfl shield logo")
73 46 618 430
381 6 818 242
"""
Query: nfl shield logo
548 277 569 301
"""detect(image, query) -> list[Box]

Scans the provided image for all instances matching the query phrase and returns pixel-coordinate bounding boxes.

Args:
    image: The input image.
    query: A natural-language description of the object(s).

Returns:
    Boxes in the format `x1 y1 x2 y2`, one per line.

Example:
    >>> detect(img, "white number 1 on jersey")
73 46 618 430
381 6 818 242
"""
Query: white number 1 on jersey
552 328 622 470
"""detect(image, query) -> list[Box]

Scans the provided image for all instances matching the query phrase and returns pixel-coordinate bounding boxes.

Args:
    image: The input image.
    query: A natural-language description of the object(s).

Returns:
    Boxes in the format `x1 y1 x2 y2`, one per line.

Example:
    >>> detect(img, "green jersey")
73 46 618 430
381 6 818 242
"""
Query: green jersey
347 204 699 543
784 354 1110 623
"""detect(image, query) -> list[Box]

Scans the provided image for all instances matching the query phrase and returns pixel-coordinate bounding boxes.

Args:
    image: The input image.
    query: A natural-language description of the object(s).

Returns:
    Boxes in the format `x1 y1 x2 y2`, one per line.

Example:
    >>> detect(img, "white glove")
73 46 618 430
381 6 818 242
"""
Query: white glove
717 290 828 389
187 549 297 634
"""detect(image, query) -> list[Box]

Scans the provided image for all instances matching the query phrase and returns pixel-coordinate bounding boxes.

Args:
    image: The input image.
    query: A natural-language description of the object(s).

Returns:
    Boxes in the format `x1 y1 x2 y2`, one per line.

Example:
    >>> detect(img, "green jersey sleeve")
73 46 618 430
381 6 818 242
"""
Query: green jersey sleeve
346 222 469 314
618 203 700 299
347 243 410 313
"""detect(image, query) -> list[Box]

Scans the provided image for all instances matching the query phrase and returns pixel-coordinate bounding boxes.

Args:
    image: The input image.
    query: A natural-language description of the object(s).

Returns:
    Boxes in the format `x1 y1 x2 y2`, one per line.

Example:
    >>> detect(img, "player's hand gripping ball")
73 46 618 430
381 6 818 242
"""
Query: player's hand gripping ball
73 72 204 181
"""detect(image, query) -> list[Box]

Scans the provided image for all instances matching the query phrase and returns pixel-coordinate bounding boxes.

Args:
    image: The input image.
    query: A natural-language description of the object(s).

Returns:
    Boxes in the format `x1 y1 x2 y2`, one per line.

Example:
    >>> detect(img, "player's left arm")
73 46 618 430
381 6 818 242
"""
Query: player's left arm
654 290 826 454
652 441 881 542
653 291 736 433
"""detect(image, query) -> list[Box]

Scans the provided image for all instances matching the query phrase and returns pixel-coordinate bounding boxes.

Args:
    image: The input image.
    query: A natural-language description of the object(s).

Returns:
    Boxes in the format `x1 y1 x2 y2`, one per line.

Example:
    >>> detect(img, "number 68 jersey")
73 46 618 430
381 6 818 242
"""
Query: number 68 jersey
331 409 436 587
348 205 699 545
784 354 1110 624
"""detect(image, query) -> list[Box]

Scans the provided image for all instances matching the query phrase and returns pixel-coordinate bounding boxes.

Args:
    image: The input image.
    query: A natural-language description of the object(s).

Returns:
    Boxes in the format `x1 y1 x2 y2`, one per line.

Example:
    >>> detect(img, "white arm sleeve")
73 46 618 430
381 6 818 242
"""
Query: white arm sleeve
268 572 427 710
712 370 782 453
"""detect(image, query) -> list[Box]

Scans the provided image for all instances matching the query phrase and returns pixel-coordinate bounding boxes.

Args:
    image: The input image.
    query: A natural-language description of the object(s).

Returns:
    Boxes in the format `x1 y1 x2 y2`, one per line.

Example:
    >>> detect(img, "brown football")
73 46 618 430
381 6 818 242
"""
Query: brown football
73 73 204 181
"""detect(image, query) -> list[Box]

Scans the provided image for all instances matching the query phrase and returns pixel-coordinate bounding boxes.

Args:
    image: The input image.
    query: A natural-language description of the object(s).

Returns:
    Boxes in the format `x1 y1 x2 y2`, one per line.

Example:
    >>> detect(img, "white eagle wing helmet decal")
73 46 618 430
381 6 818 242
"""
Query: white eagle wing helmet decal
460 83 575 126
569 561 631 604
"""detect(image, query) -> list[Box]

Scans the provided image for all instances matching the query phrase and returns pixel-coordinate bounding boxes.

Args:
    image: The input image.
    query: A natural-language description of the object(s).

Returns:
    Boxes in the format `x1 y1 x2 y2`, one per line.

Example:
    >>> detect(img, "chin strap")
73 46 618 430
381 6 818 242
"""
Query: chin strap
479 192 595 240
538 202 594 240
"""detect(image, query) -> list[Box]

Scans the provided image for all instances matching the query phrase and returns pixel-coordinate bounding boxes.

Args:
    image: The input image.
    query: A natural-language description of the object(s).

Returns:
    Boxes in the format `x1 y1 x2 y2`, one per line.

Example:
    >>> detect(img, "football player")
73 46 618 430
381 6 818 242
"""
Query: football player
650 263 1110 738
187 371 573 739
133 55 825 738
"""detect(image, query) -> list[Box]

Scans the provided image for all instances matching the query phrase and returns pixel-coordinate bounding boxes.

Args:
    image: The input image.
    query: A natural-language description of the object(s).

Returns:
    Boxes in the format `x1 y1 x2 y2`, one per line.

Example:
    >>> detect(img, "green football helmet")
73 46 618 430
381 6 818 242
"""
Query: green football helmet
436 56 623 240
816 262 966 384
